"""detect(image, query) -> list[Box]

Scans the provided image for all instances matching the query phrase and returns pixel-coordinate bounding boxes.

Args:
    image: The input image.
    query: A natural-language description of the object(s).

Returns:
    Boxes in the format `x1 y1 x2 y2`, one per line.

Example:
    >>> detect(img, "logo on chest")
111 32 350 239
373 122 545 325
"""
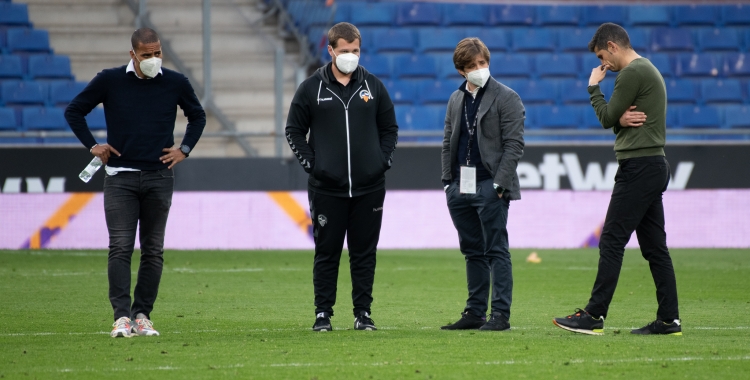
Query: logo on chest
359 90 373 103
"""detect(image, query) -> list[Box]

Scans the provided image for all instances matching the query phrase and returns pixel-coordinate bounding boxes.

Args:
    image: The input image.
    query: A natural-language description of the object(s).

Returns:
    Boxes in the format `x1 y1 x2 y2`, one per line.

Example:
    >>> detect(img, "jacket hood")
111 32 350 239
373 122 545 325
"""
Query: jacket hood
314 62 370 86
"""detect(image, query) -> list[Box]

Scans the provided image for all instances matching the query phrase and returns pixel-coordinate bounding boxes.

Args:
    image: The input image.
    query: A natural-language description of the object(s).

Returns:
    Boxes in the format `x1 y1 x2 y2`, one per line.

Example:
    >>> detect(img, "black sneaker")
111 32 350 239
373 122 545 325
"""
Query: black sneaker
441 312 486 330
553 308 604 335
479 311 510 331
354 311 377 331
631 319 682 335
312 312 332 332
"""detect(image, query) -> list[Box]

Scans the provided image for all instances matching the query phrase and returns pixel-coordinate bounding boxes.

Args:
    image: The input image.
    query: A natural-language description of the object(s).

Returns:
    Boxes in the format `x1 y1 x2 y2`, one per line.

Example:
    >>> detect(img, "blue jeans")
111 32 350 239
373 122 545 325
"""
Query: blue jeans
104 169 173 320
446 179 513 320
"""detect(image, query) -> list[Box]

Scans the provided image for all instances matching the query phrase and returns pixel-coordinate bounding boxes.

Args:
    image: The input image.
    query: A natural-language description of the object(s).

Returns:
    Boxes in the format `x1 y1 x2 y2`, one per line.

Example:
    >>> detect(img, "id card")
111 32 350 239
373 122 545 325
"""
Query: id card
459 165 476 194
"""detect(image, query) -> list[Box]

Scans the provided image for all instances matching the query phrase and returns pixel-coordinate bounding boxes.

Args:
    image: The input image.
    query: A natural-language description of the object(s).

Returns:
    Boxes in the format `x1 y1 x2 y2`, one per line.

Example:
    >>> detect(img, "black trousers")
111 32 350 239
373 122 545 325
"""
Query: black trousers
585 156 679 321
104 169 173 321
309 188 385 317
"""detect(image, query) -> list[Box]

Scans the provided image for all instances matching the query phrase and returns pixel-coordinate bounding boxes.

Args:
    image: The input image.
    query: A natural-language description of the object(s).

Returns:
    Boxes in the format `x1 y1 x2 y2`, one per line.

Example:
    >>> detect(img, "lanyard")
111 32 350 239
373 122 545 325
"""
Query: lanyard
463 100 479 166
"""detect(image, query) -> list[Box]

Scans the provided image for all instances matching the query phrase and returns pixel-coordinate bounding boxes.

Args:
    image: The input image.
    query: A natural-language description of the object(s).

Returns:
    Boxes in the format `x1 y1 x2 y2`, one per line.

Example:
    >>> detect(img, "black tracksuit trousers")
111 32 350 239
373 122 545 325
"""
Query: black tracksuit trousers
308 188 385 317
585 155 680 321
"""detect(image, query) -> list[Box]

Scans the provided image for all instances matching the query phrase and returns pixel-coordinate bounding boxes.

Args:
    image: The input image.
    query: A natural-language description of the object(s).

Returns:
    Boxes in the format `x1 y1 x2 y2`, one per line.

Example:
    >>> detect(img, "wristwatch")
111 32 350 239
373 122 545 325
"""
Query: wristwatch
179 144 191 157
493 183 504 195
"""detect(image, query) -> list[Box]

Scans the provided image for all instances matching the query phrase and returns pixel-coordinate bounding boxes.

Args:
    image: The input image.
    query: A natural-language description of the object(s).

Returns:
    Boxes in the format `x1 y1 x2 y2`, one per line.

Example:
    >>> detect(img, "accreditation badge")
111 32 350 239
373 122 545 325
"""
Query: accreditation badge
459 165 476 194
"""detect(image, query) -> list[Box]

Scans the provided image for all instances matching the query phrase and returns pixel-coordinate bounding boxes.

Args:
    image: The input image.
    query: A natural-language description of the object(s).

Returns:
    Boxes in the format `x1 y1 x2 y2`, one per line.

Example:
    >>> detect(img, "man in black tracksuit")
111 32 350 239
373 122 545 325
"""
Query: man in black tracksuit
285 22 398 332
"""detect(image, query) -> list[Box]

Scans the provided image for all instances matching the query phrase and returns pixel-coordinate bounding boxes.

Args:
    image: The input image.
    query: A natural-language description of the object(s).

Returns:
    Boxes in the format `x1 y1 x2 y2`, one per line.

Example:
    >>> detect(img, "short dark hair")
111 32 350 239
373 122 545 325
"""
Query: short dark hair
453 37 491 71
588 23 632 52
131 28 160 50
328 22 361 49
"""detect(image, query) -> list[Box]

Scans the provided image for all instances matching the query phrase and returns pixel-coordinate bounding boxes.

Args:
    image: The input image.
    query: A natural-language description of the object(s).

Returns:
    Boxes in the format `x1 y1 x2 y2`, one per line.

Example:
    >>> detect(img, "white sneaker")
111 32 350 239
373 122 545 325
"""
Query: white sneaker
111 317 134 338
132 314 160 336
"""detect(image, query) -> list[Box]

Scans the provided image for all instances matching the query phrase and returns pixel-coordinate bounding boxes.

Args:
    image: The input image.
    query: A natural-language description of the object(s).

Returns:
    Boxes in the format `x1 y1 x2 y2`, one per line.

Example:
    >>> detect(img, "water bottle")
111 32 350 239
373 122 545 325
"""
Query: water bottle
79 156 103 183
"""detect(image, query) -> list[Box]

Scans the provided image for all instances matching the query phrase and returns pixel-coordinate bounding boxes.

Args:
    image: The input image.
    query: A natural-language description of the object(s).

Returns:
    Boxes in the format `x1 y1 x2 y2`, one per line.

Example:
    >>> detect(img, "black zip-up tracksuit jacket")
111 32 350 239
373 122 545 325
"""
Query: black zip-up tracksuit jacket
286 63 399 198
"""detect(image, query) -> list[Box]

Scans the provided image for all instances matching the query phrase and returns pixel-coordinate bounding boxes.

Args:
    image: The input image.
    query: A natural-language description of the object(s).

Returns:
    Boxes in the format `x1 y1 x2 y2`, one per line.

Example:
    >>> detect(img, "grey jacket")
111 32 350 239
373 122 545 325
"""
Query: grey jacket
441 77 525 200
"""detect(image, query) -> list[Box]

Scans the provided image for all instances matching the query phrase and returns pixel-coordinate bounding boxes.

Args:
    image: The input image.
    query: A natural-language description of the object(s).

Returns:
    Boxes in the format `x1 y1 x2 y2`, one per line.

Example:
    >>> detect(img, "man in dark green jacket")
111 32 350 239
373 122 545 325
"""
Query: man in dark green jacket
553 23 681 336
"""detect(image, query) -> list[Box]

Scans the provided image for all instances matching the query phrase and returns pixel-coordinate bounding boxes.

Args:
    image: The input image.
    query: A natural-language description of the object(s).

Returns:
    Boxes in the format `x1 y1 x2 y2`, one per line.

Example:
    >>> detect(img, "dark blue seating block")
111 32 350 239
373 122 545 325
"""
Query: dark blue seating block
665 79 698 104
676 54 720 77
384 80 417 105
442 4 489 26
645 53 674 77
629 6 671 26
558 27 597 52
723 105 750 128
535 54 578 78
419 80 458 105
512 80 557 104
396 3 441 26
512 28 555 52
422 105 447 131
395 105 444 130
702 79 743 104
536 105 580 129
560 80 593 104
0 54 23 79
7 28 50 53
359 54 390 79
722 5 750 25
651 28 694 52
371 29 414 53
0 107 17 129
699 28 740 52
85 107 106 130
332 2 350 24
679 106 721 128
22 106 67 130
350 2 395 26
417 28 463 53
432 52 461 79
627 28 649 52
49 80 87 106
724 53 750 77
28 54 72 79
464 28 509 52
0 3 30 26
582 6 627 26
489 5 534 26
491 53 532 78
537 6 580 26
1 80 45 105
580 105 602 129
394 55 437 79
674 5 719 26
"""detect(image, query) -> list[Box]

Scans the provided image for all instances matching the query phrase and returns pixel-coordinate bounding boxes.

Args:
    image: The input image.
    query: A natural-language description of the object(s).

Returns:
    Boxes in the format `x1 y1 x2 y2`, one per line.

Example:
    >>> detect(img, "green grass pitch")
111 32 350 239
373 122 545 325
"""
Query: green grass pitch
1 248 749 379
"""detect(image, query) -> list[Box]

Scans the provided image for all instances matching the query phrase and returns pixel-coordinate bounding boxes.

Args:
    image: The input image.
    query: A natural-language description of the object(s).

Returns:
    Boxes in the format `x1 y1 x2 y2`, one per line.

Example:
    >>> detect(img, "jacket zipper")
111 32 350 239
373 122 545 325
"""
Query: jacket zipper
326 85 362 197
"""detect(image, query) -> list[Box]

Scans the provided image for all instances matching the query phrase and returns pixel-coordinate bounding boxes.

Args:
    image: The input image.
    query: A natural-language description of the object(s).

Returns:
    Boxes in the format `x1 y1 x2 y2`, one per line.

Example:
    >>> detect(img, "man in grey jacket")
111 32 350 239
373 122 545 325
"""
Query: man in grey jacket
440 37 525 331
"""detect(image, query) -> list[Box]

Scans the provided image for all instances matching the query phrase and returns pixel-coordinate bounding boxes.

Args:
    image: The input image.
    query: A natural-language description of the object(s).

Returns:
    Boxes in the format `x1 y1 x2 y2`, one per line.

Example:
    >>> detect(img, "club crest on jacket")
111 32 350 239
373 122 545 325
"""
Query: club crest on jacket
359 90 372 102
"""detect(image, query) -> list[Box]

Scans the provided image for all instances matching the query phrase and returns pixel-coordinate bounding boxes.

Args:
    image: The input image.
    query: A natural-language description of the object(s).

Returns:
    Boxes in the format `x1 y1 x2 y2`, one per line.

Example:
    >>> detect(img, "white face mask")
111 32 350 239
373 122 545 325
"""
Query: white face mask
466 67 490 88
133 51 162 78
332 49 359 75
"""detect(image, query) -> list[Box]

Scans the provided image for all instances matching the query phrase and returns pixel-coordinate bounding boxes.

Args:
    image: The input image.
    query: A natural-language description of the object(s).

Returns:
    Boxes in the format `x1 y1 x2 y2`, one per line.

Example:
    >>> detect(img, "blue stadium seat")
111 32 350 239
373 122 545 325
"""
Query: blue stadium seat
396 3 441 26
557 27 597 52
581 54 615 80
332 2 350 24
417 28 463 53
359 54 390 79
0 107 17 129
394 55 437 79
442 3 489 26
371 29 414 53
28 54 72 79
432 52 461 79
698 28 740 52
560 79 593 104
0 54 23 79
537 6 580 26
349 2 395 27
512 28 555 52
489 5 534 26
535 54 578 78
0 3 30 26
651 28 694 52
384 80 417 105
85 107 106 130
395 105 444 130
679 106 721 128
580 106 602 129
721 5 750 25
674 5 719 26
702 79 743 104
48 80 86 106
723 105 750 128
419 80 458 105
421 105 447 131
626 28 649 52
22 106 67 130
491 53 532 78
645 53 674 77
1 80 45 105
628 6 671 26
513 80 557 105
676 54 720 77
724 53 750 77
464 28 509 52
536 105 580 129
522 104 538 129
665 79 698 104
667 105 681 128
582 6 627 26
7 28 50 53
